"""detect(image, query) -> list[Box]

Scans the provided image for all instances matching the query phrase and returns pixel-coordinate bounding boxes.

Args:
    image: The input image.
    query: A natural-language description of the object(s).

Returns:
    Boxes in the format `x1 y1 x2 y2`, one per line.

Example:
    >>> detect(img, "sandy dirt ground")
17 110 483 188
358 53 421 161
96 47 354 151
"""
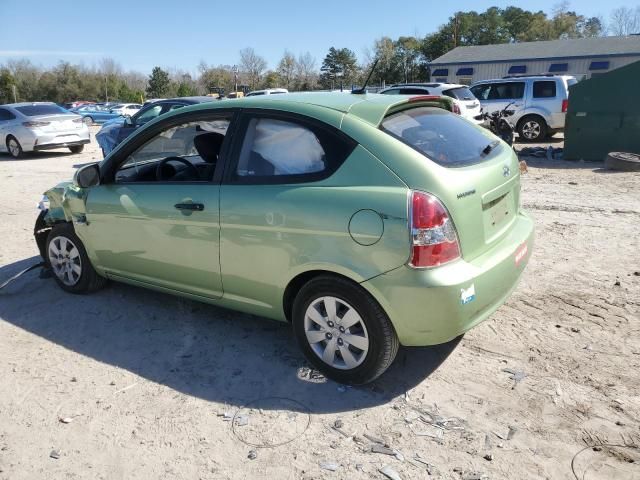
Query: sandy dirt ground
0 129 638 480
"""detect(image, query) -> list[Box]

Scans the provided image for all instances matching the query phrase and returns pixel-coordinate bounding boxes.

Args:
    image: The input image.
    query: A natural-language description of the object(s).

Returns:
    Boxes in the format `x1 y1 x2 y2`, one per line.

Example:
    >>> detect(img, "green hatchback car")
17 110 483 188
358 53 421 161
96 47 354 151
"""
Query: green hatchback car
35 92 533 384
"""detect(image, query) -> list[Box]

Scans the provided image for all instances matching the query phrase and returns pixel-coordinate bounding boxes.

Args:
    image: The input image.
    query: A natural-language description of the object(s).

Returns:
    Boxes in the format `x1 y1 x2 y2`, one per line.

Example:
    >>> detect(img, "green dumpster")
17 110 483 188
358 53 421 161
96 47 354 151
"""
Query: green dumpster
564 60 640 161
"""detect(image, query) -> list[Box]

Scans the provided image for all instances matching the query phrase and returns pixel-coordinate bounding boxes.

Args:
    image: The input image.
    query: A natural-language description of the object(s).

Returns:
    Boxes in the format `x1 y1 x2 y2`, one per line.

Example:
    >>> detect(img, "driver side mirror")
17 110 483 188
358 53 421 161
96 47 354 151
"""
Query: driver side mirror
73 163 100 188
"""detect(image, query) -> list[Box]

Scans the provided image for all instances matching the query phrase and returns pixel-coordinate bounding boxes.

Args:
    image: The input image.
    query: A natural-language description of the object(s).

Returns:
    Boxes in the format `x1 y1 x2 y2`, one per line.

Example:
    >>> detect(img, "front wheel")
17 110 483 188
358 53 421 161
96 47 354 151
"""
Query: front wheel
83 117 93 126
69 145 84 154
292 275 399 384
6 136 24 158
46 223 107 294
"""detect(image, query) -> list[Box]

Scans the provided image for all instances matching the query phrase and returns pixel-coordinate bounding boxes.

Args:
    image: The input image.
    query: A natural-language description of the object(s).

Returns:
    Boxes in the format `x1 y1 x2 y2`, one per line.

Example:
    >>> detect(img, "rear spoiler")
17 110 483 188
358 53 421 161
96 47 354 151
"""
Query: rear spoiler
385 95 455 119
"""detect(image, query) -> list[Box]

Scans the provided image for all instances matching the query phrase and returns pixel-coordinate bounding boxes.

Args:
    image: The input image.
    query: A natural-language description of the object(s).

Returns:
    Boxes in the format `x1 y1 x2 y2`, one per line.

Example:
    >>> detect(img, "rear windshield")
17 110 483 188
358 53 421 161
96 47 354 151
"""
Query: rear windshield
381 107 501 167
15 104 69 116
442 87 476 101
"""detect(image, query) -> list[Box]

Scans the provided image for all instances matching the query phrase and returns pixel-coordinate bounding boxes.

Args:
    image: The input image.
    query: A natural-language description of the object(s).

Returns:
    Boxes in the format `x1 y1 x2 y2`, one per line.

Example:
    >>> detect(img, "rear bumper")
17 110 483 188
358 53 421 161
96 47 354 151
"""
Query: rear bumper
33 138 90 151
362 211 534 346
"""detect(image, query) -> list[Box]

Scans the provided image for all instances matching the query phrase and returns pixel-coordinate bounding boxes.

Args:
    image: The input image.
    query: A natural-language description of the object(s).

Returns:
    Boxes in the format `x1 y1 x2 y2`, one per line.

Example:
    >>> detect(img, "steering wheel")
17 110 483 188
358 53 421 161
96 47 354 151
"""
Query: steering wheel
155 156 200 181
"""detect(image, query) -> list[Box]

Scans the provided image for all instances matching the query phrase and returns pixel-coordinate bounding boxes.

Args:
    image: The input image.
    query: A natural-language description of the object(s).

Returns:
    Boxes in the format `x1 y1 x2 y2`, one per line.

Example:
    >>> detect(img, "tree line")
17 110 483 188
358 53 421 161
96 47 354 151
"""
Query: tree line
1 4 637 104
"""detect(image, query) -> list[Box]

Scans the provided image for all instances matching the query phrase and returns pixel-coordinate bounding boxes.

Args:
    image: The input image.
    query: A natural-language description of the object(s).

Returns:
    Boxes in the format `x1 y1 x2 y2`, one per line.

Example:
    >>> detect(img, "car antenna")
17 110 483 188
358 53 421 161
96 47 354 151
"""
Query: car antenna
352 59 378 94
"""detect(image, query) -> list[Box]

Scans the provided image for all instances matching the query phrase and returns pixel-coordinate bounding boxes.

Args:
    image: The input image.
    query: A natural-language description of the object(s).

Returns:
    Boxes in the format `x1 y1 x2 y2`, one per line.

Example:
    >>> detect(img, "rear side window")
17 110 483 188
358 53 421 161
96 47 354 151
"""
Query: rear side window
381 107 499 167
0 108 16 120
234 116 355 182
15 104 68 116
442 87 476 100
533 81 557 98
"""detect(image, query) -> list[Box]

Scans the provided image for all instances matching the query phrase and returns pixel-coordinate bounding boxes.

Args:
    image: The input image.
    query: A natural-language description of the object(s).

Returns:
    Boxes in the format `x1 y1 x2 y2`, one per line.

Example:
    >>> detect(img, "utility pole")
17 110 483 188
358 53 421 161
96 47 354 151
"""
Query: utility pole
453 13 458 48
104 76 108 102
232 65 238 93
12 84 17 103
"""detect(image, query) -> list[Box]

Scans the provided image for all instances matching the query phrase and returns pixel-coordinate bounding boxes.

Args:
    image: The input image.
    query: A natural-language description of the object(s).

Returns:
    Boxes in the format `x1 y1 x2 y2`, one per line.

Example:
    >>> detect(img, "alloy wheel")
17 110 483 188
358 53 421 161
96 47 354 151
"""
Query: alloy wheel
8 138 20 157
521 121 541 140
304 296 369 370
48 236 82 286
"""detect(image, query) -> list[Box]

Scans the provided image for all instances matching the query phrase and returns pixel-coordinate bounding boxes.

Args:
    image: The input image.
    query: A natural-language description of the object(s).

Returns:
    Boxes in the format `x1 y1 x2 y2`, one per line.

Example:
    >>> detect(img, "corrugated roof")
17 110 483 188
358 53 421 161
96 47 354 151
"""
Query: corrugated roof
431 36 640 65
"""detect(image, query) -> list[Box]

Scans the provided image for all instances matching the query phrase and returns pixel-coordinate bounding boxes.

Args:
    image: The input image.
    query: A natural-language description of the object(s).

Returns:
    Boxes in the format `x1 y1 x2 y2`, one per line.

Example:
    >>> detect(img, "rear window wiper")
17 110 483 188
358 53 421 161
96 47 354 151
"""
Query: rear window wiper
481 140 500 156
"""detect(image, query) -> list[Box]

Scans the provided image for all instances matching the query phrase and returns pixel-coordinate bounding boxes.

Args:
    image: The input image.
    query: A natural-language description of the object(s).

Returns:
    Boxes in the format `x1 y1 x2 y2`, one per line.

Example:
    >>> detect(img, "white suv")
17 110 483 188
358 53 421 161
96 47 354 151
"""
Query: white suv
379 83 483 125
470 75 577 142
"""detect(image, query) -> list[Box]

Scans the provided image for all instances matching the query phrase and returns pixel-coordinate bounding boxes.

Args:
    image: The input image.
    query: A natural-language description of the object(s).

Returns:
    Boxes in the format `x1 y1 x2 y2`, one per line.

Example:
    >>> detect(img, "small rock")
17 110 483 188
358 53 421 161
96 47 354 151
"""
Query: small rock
333 419 343 429
371 444 396 456
330 440 339 449
507 426 518 440
633 271 639 276
109 381 116 386
453 467 464 473
319 461 339 471
571 327 580 333
568 181 578 185
70 377 77 382
555 324 562 328
337 385 346 393
59 417 73 424
247 450 257 460
615 420 625 426
49 450 60 459
614 280 621 286
355 463 364 471
483 453 493 461
379 465 402 480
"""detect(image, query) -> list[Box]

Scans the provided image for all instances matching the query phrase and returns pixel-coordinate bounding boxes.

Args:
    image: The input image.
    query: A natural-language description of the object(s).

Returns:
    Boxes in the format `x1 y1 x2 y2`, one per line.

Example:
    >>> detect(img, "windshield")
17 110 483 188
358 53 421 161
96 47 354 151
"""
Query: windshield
442 87 476 101
381 107 501 167
15 104 69 116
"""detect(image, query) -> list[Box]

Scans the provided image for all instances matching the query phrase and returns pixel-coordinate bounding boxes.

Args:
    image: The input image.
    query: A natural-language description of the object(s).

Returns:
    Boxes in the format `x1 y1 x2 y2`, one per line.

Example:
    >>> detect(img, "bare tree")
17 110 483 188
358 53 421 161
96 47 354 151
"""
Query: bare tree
295 52 317 90
609 6 640 36
239 47 267 89
277 50 297 89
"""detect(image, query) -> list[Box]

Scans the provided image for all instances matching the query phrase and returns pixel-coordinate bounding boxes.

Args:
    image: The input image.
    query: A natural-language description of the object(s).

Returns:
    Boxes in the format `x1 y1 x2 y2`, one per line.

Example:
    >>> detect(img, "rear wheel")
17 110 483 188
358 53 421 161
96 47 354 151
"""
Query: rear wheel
292 275 399 384
517 115 547 142
6 136 24 158
69 145 84 154
46 223 107 294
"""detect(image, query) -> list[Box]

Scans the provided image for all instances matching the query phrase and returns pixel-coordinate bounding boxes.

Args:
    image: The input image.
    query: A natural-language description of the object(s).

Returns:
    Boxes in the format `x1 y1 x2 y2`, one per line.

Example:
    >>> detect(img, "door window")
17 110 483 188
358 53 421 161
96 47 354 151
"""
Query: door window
487 82 524 100
233 115 355 183
134 105 164 125
532 81 557 98
115 118 230 183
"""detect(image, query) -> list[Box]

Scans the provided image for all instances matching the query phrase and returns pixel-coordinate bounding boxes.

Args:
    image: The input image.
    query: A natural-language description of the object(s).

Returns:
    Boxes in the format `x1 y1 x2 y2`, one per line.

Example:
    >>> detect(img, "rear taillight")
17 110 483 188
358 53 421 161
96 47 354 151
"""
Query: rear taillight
22 121 50 128
409 191 460 268
562 99 568 113
452 103 461 115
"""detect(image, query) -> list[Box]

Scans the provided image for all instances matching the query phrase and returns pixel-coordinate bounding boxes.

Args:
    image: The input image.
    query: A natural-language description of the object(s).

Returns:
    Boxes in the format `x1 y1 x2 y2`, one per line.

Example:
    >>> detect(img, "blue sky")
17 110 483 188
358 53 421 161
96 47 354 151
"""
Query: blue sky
0 0 627 75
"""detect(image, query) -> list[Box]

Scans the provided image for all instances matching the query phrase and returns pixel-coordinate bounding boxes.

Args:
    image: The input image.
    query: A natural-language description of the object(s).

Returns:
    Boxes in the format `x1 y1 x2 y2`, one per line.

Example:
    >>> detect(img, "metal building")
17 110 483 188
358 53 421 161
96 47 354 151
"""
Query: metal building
429 36 640 85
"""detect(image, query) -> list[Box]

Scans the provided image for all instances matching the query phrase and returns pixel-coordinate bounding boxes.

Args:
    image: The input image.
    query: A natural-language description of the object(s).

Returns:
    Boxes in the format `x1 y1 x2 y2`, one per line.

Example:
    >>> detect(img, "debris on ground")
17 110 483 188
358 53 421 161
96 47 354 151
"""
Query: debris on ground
462 473 489 480
379 465 402 480
49 450 60 460
247 450 257 460
235 414 249 427
483 453 493 461
517 146 563 159
502 368 527 387
319 461 339 471
371 444 396 456
59 417 73 424
333 419 343 429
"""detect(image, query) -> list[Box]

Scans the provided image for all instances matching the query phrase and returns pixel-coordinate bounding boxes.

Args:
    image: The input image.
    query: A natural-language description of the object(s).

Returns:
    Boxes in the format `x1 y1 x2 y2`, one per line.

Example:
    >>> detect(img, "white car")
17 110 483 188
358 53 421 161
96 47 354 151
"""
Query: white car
0 102 90 158
109 103 142 116
379 83 483 125
245 88 289 97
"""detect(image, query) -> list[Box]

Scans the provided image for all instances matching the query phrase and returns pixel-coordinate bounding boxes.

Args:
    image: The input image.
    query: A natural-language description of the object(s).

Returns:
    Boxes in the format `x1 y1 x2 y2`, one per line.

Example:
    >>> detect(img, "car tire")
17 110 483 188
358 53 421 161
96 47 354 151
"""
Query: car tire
517 115 547 142
83 117 93 126
69 145 84 154
292 275 399 385
46 223 107 294
6 136 24 159
605 152 640 172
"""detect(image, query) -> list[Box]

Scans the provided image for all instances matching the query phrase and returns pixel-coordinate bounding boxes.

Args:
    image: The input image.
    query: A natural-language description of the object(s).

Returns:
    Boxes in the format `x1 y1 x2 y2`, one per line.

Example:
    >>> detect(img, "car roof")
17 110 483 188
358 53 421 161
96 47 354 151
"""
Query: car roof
163 92 452 126
473 75 575 84
2 101 58 108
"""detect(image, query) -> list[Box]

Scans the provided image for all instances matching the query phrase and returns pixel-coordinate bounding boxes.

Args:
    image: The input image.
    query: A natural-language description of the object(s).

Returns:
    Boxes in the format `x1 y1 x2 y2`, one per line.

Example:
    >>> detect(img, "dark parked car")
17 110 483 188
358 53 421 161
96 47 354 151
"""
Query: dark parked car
95 96 217 156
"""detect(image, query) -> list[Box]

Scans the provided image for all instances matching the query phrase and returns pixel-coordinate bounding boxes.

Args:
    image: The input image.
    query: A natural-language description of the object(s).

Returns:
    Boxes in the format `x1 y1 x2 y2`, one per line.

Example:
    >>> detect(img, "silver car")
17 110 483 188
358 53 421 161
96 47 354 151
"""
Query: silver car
0 102 90 158
470 75 577 142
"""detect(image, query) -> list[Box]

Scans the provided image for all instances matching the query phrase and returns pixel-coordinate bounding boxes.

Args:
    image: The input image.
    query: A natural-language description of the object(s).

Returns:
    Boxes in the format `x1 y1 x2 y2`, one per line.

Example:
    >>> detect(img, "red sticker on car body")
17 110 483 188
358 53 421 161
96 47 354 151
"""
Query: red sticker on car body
515 242 528 265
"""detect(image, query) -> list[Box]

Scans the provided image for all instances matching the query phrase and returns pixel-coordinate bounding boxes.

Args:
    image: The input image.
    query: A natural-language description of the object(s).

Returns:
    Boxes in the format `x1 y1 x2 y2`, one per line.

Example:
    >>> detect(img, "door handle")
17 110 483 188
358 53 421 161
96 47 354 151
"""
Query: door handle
174 202 204 211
